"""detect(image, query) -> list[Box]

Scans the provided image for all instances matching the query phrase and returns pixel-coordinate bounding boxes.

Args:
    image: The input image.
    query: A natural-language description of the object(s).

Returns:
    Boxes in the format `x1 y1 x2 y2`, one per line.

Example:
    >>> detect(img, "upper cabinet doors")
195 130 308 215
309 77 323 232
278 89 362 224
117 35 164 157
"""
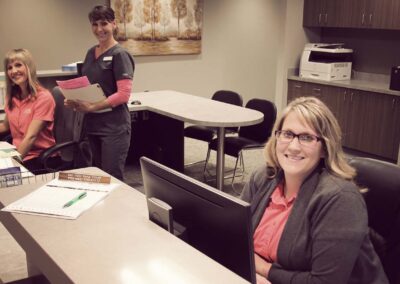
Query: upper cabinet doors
303 0 400 30
303 0 342 27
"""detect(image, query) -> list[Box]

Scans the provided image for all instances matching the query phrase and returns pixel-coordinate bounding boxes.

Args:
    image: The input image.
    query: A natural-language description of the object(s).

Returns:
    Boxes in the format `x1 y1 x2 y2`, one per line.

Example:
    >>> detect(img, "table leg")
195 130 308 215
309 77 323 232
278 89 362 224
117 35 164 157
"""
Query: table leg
26 255 41 277
397 143 400 166
216 127 225 190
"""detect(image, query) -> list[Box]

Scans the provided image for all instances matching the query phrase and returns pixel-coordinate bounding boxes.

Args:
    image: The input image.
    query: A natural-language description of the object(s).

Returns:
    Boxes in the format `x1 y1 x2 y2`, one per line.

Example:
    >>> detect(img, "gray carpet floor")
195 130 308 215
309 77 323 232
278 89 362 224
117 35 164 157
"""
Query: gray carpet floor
124 137 266 197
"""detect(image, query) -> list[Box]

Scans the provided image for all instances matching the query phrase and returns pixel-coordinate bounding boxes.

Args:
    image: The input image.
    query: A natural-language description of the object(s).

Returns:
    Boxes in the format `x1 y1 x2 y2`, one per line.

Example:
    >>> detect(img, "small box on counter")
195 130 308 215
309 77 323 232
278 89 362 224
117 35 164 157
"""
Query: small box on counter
61 61 83 72
389 66 400 91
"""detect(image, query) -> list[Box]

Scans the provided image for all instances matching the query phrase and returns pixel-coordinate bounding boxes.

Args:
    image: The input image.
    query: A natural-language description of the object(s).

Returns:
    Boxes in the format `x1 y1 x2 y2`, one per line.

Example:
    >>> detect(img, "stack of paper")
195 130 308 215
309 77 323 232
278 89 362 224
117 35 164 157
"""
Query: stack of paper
0 166 22 188
0 142 20 159
0 157 33 179
2 176 119 219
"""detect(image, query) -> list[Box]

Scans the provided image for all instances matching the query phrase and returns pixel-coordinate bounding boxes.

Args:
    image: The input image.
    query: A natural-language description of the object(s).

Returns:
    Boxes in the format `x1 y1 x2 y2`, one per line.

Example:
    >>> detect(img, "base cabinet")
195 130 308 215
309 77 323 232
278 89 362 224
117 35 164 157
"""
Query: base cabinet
287 80 400 161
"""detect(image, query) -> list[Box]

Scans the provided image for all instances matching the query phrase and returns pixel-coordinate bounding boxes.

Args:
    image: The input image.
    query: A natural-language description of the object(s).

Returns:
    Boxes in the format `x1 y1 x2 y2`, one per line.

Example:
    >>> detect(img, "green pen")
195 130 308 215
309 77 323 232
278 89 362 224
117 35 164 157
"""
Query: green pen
62 192 87 208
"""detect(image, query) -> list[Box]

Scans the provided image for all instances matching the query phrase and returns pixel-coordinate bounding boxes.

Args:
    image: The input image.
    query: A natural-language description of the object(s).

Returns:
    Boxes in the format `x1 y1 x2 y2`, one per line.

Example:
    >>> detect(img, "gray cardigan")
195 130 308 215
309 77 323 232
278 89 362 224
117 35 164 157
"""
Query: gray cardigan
241 165 388 284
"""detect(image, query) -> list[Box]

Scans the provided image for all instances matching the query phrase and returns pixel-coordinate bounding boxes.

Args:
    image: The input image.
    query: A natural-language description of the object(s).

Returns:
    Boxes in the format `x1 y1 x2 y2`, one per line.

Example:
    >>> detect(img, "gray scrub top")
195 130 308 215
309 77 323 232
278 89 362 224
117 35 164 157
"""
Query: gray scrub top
81 44 135 135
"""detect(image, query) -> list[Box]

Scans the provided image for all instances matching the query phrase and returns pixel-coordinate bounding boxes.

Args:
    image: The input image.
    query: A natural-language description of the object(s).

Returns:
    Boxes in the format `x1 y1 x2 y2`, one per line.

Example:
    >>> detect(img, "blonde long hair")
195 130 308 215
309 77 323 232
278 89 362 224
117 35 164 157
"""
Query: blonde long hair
3 48 41 110
264 96 356 180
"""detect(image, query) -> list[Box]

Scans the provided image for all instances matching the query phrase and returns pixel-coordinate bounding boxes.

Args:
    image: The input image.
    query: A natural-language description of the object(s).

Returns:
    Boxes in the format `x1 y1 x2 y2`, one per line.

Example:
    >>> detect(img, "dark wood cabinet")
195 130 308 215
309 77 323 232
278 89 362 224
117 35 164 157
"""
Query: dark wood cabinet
287 79 400 161
287 80 306 102
389 96 400 159
303 0 400 30
303 0 342 27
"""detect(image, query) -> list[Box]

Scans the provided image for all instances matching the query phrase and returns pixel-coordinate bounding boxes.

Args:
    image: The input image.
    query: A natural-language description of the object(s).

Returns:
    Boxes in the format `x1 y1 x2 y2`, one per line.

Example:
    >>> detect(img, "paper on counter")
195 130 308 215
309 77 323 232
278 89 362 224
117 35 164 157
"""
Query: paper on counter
0 142 16 150
2 178 119 219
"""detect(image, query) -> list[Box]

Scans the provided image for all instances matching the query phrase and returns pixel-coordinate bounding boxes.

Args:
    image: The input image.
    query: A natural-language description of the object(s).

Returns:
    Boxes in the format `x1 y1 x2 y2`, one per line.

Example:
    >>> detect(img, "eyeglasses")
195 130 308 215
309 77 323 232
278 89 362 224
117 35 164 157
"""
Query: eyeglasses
275 130 322 146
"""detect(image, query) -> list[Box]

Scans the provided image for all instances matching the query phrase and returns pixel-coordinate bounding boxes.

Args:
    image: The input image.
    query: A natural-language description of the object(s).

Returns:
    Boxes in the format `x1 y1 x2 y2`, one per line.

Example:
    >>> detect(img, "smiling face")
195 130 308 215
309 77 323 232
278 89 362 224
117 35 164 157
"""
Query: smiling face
7 59 28 88
276 111 324 184
91 19 116 44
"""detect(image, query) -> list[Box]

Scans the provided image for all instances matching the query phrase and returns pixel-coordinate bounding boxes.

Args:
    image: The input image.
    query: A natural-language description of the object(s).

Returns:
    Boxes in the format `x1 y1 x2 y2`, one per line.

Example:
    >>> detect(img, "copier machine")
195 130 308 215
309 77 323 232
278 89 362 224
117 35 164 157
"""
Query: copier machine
300 43 353 81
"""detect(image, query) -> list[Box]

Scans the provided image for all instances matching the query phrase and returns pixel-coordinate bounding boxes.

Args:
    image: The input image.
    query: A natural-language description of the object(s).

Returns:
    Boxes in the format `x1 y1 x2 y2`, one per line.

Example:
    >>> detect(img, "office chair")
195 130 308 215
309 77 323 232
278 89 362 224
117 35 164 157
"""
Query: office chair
184 90 243 165
204 98 277 184
348 157 400 284
38 87 91 172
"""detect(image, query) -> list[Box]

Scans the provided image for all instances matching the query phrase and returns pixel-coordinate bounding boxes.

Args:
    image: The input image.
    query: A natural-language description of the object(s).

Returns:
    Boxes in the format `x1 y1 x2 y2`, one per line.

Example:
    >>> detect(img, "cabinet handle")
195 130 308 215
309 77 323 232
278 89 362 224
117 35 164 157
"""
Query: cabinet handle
362 13 365 25
350 92 354 102
294 85 302 89
369 14 372 25
319 14 322 24
393 98 396 109
325 14 328 24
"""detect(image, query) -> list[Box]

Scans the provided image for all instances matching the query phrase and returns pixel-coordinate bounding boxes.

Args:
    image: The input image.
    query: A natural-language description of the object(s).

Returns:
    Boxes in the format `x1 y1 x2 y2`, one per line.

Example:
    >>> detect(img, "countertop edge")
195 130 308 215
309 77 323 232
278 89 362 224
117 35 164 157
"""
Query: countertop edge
288 75 400 97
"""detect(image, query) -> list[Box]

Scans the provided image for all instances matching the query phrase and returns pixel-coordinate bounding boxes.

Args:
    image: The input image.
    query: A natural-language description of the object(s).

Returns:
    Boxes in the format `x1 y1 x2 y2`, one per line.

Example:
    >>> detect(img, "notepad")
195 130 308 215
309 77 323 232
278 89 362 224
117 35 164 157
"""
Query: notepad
0 142 21 159
2 177 119 219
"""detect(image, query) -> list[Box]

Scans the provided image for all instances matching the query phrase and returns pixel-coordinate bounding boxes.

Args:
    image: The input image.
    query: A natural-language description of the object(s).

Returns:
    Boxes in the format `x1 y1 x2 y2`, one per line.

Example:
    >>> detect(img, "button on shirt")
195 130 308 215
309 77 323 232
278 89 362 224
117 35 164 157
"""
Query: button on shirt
253 182 297 262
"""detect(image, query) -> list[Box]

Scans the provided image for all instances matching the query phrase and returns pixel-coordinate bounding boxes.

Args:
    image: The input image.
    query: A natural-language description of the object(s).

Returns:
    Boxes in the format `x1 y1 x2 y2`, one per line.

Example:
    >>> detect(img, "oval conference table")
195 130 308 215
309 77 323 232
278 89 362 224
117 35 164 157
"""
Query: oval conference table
127 90 264 190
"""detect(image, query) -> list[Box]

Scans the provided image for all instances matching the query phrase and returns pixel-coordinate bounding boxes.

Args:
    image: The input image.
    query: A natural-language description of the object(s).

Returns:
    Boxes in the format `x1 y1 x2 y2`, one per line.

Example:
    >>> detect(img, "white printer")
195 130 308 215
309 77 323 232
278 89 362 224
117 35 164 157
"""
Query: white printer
300 43 353 81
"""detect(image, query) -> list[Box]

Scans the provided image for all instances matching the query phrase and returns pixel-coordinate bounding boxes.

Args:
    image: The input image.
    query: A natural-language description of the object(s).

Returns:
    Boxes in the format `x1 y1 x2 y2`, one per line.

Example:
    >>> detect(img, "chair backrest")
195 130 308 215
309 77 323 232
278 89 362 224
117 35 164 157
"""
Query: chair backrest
212 90 243 133
348 157 400 284
212 90 243 107
239 99 277 143
51 87 88 163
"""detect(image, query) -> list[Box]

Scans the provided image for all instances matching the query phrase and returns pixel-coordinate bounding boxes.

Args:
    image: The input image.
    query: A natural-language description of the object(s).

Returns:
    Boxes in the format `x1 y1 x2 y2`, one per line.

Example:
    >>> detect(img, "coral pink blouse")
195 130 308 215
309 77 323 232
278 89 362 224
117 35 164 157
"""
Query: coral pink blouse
253 182 297 262
5 88 56 161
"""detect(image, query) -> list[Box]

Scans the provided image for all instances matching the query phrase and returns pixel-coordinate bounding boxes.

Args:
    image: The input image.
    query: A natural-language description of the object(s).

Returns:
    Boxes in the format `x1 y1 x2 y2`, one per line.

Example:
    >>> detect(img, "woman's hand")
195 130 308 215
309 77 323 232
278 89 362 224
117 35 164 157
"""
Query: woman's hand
64 99 110 113
72 100 95 113
64 99 79 110
256 273 272 284
254 253 272 278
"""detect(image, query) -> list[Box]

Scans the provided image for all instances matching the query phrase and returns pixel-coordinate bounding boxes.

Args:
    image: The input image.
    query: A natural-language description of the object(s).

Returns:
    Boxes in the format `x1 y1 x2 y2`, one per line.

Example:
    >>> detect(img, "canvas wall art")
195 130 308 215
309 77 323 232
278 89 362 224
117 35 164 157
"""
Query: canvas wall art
110 0 203 56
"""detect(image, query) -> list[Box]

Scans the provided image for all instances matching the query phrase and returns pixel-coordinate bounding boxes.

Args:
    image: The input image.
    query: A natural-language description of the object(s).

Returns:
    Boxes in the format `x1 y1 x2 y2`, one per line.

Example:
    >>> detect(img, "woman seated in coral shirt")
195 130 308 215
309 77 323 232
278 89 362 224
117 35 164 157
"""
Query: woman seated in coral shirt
0 48 60 173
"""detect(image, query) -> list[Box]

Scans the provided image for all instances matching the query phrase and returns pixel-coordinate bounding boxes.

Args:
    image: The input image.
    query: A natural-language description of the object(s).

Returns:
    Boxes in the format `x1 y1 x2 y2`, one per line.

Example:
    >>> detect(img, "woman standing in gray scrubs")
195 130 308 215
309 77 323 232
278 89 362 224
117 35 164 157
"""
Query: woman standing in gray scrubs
67 5 134 180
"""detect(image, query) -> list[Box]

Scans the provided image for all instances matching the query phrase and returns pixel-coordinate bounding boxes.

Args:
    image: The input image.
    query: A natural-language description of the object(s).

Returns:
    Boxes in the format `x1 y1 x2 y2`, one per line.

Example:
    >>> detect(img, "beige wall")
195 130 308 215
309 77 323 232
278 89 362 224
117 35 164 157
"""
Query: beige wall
0 0 304 106
0 0 101 70
274 0 320 112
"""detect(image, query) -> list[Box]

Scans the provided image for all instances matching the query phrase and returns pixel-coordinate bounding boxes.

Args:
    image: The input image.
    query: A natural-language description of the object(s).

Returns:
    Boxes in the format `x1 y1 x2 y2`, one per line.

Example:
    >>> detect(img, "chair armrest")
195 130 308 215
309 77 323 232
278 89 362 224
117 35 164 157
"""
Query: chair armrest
39 141 79 171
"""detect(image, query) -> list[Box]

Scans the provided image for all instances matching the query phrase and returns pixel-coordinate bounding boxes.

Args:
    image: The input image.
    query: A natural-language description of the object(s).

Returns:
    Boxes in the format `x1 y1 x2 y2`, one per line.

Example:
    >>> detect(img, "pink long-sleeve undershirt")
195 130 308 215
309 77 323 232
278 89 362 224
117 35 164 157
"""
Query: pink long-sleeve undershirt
106 79 132 107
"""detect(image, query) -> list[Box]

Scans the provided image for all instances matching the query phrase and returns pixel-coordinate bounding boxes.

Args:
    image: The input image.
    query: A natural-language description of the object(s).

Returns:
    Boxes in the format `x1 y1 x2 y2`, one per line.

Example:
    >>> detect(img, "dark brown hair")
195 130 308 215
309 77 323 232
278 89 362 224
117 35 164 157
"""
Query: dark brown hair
88 5 115 23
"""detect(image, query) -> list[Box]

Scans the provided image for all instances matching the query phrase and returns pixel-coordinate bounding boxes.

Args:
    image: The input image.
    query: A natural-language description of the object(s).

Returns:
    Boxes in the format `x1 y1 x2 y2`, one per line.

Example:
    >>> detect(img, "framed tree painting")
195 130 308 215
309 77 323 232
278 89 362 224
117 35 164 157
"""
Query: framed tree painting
109 0 203 56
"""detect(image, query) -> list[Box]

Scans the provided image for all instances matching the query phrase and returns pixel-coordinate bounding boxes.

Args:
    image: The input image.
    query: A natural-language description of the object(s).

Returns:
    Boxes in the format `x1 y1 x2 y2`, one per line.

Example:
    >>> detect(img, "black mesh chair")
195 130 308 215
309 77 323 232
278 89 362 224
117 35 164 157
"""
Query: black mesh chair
184 90 243 164
204 98 277 183
38 87 91 172
348 157 400 284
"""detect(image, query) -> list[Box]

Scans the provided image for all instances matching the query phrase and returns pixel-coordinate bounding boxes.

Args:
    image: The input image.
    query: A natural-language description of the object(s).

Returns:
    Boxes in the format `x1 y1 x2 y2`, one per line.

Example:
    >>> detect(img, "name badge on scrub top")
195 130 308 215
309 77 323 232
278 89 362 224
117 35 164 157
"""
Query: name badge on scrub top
103 56 113 62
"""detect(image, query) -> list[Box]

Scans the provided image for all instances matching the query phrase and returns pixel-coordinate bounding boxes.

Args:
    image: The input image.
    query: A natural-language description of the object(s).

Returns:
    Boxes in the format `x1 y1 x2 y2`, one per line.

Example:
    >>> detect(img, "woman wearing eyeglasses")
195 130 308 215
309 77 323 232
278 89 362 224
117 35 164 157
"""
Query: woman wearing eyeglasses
241 97 388 284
